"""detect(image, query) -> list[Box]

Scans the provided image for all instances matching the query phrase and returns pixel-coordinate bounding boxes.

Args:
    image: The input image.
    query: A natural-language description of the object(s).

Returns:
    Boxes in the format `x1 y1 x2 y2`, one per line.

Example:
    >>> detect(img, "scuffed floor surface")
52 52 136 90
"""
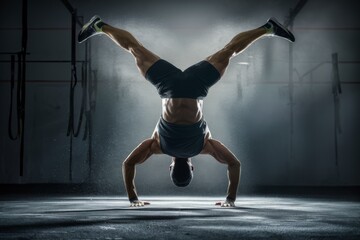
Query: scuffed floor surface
0 196 359 239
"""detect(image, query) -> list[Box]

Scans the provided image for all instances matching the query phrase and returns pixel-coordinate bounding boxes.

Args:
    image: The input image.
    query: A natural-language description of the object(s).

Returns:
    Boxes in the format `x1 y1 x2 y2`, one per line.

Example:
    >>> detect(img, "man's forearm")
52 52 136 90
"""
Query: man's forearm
205 139 241 202
122 163 138 200
226 162 241 201
121 139 155 201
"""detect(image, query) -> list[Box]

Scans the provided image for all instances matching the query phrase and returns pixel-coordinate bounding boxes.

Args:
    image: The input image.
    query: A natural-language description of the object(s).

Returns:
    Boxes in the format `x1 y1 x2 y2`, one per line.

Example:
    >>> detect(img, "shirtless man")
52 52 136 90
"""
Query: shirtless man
78 16 295 207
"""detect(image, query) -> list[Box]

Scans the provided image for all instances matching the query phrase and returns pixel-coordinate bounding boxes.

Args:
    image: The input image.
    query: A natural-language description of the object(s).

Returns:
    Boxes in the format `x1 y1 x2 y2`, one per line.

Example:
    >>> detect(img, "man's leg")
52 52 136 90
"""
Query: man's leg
102 25 160 76
78 16 160 77
206 28 267 77
206 18 295 77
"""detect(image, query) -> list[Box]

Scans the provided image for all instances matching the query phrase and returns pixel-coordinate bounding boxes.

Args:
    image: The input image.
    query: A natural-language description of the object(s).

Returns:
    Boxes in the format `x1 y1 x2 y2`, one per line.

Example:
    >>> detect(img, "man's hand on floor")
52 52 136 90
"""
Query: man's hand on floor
215 200 236 207
130 200 150 207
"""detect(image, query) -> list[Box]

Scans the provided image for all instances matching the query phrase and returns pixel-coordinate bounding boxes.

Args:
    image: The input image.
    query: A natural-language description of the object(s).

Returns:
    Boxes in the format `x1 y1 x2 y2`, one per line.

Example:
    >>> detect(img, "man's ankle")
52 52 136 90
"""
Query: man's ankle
262 22 274 34
95 21 107 32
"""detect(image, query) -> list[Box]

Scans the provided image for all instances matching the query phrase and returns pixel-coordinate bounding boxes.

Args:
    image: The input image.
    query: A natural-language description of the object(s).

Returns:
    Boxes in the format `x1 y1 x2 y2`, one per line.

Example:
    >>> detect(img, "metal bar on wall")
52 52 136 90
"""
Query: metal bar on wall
60 0 82 26
288 23 294 166
19 0 28 177
332 53 342 174
85 40 93 181
284 0 308 168
68 9 77 182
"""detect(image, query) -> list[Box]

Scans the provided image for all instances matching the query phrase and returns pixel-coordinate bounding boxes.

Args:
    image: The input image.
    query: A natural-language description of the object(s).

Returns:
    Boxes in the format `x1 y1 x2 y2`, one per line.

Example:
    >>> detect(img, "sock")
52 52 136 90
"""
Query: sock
94 20 106 32
261 22 274 34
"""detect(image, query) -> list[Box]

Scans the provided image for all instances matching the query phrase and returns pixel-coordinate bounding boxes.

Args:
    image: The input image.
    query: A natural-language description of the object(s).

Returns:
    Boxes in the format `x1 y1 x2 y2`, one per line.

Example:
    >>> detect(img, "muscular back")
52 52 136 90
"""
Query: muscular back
162 98 203 124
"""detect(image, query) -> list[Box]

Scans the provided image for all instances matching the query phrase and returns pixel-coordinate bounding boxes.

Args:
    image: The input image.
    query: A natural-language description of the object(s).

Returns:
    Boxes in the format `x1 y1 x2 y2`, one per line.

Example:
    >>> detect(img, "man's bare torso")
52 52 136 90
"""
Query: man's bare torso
162 98 203 124
151 98 211 152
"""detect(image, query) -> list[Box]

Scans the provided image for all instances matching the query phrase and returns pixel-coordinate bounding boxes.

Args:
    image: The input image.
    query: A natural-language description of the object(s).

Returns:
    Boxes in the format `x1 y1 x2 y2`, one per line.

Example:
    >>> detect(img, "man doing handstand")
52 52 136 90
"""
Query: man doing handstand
78 16 295 207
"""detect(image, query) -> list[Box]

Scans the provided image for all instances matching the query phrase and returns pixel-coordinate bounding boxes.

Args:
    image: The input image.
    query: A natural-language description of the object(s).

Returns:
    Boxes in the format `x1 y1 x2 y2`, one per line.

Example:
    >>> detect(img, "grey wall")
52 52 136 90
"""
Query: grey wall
0 0 359 195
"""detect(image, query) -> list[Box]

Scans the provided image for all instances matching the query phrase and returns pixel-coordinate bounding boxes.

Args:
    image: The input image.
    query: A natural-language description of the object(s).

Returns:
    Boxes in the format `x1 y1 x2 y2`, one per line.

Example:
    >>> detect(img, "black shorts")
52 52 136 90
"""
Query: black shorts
145 59 221 99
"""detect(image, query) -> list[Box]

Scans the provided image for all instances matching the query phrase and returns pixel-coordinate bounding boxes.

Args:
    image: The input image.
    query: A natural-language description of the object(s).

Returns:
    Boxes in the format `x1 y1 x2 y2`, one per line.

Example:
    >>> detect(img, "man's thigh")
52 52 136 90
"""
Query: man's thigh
130 45 160 77
205 48 233 77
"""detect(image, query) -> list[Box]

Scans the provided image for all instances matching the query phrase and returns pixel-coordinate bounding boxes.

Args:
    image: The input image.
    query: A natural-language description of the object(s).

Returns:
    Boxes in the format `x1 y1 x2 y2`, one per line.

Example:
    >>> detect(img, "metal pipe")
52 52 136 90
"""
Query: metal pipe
0 52 30 55
88 40 93 182
332 53 342 173
0 60 87 63
284 0 308 28
67 8 78 182
288 23 294 165
8 55 19 140
60 0 83 26
19 0 28 177
0 27 72 30
284 0 308 168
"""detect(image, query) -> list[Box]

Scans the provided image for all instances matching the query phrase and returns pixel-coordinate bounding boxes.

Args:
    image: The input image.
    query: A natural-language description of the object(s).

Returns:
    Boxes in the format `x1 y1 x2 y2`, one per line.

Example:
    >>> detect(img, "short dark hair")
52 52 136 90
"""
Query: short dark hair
170 157 193 187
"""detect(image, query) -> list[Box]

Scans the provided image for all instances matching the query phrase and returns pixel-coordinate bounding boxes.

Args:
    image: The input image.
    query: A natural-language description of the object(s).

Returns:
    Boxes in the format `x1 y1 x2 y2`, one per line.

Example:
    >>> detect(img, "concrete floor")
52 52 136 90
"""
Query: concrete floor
0 196 359 240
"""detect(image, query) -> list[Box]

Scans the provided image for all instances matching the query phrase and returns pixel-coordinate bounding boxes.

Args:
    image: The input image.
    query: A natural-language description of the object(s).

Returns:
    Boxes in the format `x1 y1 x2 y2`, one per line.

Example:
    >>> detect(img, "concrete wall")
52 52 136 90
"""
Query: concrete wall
0 0 359 194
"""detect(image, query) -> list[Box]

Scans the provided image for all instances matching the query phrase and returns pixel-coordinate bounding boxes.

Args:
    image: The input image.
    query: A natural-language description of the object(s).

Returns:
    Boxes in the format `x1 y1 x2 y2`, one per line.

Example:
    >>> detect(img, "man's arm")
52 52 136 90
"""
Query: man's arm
202 139 241 207
122 138 159 207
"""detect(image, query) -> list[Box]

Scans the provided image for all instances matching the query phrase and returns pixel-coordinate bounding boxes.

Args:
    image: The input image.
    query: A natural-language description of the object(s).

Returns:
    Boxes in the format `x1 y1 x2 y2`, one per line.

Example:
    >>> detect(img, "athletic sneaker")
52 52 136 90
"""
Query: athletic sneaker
264 17 295 42
78 15 104 43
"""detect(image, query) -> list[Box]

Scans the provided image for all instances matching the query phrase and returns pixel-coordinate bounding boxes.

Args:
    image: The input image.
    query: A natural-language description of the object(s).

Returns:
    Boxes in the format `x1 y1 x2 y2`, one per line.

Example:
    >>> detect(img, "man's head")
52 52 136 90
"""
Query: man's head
169 157 194 187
